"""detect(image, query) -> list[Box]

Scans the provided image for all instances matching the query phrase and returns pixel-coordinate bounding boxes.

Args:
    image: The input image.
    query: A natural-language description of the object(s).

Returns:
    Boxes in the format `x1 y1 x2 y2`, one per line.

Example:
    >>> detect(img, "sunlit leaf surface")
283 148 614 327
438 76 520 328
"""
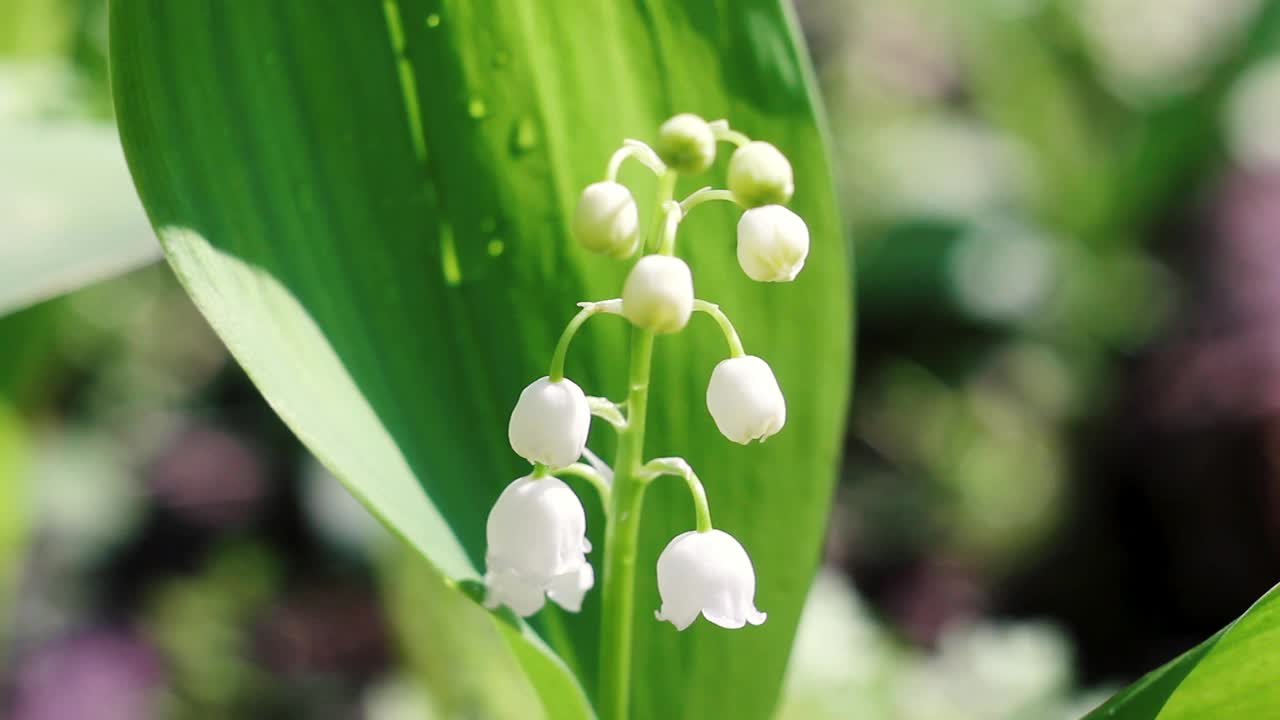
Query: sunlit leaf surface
1088 583 1280 719
0 123 158 318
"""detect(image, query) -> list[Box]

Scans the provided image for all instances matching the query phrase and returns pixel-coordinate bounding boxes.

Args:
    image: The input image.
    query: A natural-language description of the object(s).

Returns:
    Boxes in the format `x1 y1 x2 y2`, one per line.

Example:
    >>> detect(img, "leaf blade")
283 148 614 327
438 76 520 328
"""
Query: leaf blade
0 123 159 318
1087 583 1280 719
109 0 851 717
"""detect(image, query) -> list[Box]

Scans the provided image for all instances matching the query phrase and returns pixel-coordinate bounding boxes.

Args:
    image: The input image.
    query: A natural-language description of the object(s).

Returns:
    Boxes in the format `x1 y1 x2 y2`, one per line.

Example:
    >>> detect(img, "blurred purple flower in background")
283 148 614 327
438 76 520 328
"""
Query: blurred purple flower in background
10 628 162 720
146 424 266 529
1149 170 1280 424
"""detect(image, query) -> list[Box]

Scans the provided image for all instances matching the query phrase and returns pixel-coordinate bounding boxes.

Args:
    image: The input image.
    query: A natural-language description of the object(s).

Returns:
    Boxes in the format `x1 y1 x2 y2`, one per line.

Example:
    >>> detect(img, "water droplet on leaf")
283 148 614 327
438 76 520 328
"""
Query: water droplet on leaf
511 116 538 154
426 13 441 28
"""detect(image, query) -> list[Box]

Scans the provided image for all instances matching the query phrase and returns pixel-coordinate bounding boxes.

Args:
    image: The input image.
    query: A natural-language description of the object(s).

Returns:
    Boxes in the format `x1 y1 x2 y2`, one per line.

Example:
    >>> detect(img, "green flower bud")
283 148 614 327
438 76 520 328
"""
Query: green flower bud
573 181 640 258
656 113 716 174
622 255 694 334
727 141 794 208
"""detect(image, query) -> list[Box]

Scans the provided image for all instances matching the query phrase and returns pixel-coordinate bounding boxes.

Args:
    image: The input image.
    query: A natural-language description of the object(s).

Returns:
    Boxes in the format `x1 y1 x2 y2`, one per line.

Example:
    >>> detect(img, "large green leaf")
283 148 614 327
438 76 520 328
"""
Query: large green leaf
1087 582 1280 718
109 1 851 718
381 548 580 719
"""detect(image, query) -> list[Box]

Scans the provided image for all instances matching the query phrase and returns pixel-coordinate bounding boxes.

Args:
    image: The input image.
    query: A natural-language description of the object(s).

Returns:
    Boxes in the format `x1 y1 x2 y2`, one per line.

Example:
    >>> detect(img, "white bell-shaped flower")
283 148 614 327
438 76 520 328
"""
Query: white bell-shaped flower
706 355 786 443
656 113 716 174
573 181 640 258
622 255 694 334
508 376 591 468
484 475 594 616
737 205 809 282
655 529 767 631
727 141 794 208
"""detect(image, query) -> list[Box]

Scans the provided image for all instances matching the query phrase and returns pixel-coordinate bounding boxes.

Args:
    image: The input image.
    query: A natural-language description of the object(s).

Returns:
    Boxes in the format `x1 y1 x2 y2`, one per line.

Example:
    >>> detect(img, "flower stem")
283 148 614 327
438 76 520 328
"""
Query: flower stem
549 300 621 381
709 119 750 148
598 326 652 720
692 299 746 358
553 462 612 507
639 457 713 533
598 168 677 720
606 140 667 182
679 187 739 214
657 201 683 255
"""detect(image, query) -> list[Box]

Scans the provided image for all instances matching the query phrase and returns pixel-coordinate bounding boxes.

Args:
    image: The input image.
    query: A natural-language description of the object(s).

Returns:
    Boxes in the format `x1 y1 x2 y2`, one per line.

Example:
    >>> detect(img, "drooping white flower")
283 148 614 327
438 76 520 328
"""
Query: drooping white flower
728 141 794 208
736 205 810 282
508 376 590 468
706 355 786 443
622 255 694 334
655 529 767 631
573 181 640 258
484 475 594 616
656 113 717 174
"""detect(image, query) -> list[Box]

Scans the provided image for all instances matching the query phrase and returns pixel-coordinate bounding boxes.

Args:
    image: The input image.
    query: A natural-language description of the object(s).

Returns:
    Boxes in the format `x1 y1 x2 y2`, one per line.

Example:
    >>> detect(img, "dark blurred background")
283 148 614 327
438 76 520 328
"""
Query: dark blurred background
5 0 1280 717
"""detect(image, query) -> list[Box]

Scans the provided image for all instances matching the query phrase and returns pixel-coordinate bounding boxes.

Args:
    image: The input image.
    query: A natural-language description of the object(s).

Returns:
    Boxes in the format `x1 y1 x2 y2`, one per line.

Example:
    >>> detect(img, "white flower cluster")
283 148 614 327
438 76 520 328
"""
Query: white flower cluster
484 114 808 633
574 116 809 287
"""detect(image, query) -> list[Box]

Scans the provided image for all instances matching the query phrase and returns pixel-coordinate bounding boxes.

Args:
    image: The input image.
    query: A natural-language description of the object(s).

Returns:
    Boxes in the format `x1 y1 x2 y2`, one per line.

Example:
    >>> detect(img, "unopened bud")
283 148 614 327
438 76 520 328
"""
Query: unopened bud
622 255 694 334
573 181 640 258
508 377 591 468
656 113 716 174
727 141 794 208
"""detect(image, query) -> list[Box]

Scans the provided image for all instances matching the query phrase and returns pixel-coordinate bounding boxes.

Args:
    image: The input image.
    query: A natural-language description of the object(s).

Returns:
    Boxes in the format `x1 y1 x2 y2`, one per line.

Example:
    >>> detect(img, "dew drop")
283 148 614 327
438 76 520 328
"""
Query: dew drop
510 116 538 154
487 238 506 257
467 97 488 119
426 13 441 28
439 222 463 286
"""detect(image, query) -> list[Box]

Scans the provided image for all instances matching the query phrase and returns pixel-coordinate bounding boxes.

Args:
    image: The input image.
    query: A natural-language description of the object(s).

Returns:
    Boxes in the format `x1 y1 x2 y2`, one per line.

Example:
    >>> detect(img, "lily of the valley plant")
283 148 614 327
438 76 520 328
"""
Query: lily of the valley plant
484 114 808 719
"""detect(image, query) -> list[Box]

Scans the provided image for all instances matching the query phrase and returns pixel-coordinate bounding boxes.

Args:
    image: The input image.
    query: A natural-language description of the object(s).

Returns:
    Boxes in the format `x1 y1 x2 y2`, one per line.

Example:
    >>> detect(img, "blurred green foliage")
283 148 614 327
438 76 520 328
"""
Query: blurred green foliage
146 543 281 719
821 0 1280 579
0 0 109 114
776 570 1105 719
0 404 29 647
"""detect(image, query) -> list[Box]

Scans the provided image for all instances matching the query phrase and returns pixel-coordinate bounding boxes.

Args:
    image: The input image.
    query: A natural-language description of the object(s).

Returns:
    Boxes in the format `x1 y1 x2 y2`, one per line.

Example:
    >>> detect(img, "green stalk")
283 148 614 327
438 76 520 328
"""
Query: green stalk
597 326 653 720
550 303 604 382
692 300 745 358
598 168 677 720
